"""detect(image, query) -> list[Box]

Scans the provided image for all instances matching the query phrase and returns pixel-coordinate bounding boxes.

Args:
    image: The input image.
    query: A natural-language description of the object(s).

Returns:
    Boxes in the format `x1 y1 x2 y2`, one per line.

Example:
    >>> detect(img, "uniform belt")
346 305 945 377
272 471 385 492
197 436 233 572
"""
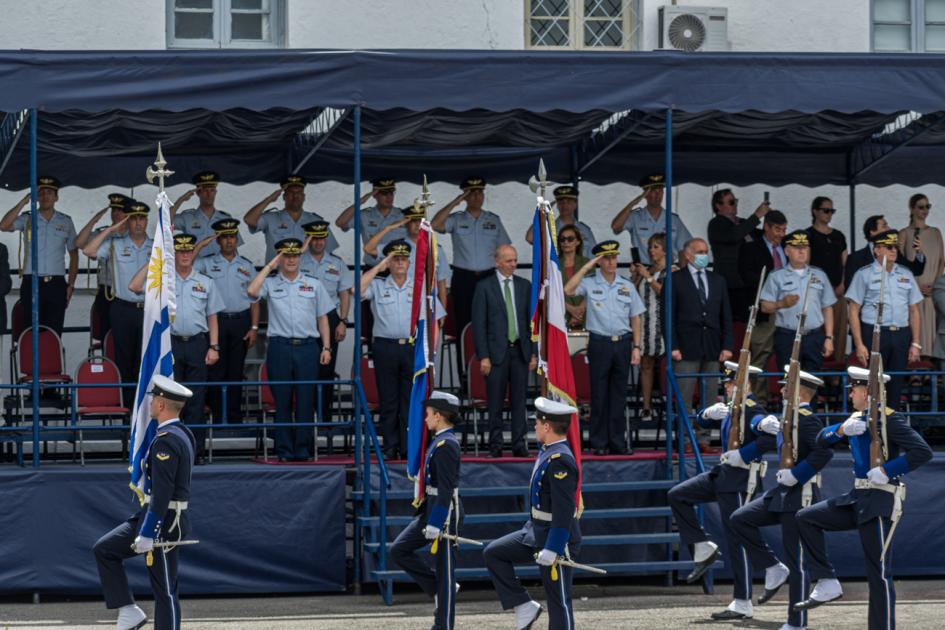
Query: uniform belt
854 478 900 493
589 331 632 342
719 452 751 469
531 507 553 521
218 310 250 319
776 326 822 335
426 487 459 499
144 498 189 511
172 333 206 342
272 337 316 345
870 324 902 332
377 337 413 345
114 297 145 309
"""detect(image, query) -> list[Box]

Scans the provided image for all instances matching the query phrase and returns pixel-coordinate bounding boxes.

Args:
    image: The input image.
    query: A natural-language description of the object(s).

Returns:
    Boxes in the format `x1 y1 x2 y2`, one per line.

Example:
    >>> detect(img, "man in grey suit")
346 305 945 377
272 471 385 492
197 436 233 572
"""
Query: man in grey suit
472 245 536 458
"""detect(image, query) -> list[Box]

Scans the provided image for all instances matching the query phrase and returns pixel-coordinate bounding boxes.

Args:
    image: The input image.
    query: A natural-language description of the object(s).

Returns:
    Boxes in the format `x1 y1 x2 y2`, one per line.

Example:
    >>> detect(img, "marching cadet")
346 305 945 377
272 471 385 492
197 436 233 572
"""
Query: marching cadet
760 230 837 373
390 391 463 630
83 200 152 405
75 193 130 346
0 175 79 335
563 240 644 455
170 171 242 258
360 240 446 460
525 185 597 258
195 219 260 426
130 234 224 464
244 175 340 261
336 177 405 268
300 221 353 444
483 397 581 630
247 237 333 462
431 176 510 378
729 367 833 630
610 173 692 264
668 361 775 621
364 205 450 300
93 375 196 630
795 366 932 629
846 229 923 410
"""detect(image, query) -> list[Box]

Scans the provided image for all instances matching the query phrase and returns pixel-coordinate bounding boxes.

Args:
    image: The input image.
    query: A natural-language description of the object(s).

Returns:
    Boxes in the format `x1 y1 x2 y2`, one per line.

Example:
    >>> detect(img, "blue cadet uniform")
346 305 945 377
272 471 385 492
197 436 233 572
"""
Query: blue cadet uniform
94 375 196 630
573 240 645 453
90 193 131 344
339 178 405 267
196 218 255 426
668 361 776 619
12 175 77 335
552 186 596 259
250 175 339 260
255 237 334 462
846 229 923 411
173 171 243 258
390 392 464 630
729 369 833 629
484 397 581 630
796 366 932 630
761 230 837 374
617 173 692 265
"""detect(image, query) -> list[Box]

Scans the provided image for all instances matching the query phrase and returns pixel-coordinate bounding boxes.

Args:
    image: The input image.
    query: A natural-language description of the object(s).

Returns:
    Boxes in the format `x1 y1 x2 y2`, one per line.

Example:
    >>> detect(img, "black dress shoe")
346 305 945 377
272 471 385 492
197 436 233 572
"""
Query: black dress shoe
710 609 749 620
277 456 290 463
383 449 399 460
685 546 721 583
794 593 842 611
512 447 529 457
610 446 628 455
489 448 503 458
758 577 788 605
592 448 606 456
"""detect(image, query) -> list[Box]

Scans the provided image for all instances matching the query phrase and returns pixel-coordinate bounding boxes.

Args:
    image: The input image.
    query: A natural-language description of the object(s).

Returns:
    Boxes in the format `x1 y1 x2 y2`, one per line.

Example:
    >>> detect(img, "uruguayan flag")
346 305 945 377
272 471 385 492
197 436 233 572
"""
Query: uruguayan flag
129 190 176 503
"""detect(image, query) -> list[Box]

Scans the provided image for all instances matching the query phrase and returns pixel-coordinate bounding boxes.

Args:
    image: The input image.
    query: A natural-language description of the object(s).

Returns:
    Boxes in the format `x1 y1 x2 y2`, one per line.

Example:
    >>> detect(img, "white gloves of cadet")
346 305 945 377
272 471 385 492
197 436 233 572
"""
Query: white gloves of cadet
776 469 798 487
132 535 154 554
702 402 729 421
423 525 441 540
757 415 781 435
867 466 890 485
536 549 558 566
721 449 745 468
841 415 868 437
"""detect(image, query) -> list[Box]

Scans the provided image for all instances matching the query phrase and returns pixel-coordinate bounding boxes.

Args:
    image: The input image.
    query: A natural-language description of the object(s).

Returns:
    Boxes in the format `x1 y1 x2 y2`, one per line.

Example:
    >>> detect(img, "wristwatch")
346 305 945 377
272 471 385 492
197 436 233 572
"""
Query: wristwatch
210 344 220 351
824 335 834 340
322 347 332 353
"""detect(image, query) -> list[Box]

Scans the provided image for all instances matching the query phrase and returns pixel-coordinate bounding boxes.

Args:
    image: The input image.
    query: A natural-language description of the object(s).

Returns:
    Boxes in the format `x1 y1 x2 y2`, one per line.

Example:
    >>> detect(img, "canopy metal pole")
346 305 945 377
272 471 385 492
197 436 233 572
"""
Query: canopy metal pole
662 108 674 479
849 182 857 251
353 103 363 479
569 144 579 219
29 108 39 467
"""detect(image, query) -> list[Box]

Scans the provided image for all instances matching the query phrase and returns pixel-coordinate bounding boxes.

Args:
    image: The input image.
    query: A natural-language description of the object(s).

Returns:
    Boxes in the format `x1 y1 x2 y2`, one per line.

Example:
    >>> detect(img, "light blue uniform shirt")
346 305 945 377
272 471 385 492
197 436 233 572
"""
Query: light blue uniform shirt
96 234 152 303
846 262 923 327
173 207 244 258
407 240 451 283
363 276 447 339
256 272 334 339
760 265 837 330
252 209 340 261
620 206 692 265
574 273 645 337
443 210 510 271
299 252 354 309
557 218 596 259
339 205 405 266
172 270 225 337
12 210 77 275
195 253 255 314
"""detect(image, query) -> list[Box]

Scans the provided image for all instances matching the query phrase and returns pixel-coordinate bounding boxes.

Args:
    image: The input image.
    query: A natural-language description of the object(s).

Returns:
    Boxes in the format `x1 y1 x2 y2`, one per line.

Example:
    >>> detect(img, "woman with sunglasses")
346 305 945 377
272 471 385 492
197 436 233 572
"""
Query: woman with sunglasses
899 193 943 357
632 233 670 424
557 225 589 330
806 196 848 361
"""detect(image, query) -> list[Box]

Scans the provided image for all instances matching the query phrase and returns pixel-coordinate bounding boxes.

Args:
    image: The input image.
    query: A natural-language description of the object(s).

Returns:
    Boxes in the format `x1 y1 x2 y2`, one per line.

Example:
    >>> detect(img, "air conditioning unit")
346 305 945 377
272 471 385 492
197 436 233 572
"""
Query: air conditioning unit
658 5 730 52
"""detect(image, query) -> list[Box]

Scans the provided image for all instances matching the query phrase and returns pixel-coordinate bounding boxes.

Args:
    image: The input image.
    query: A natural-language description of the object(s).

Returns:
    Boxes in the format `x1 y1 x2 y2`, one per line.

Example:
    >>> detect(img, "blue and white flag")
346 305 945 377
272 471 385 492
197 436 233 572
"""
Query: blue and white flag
129 190 176 503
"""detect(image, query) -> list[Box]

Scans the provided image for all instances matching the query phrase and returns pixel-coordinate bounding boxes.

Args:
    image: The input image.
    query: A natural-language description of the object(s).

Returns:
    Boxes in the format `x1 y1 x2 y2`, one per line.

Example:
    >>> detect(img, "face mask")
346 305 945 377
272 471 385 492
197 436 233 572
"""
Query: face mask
693 254 710 269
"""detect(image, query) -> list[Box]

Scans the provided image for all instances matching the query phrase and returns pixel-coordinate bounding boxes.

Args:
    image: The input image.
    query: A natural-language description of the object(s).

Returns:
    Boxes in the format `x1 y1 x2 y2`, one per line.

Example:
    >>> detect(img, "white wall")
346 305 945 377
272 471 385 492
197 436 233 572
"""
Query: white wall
0 0 166 49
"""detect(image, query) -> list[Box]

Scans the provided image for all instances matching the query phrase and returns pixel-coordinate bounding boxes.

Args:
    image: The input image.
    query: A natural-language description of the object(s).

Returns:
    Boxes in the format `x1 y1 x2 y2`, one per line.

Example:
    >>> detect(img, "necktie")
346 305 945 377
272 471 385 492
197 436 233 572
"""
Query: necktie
504 278 517 342
773 247 783 270
697 271 708 306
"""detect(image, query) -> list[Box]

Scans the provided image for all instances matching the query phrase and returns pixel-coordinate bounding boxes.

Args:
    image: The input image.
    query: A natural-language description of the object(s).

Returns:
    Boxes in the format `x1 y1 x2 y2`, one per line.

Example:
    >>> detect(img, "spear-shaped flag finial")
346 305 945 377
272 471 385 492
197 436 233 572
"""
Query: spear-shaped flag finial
145 142 174 192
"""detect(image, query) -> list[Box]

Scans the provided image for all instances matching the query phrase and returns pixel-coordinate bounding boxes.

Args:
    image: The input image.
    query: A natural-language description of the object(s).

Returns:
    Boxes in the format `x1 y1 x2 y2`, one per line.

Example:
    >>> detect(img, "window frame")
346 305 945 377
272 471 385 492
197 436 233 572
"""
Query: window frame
524 0 640 51
166 0 286 50
869 0 945 52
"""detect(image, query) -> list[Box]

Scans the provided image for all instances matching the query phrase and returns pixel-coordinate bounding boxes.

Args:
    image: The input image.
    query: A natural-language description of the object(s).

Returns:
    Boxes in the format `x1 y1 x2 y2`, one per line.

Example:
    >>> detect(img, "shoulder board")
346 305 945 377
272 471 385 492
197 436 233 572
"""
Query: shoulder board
239 255 252 264
554 471 568 480
157 431 169 437
799 407 812 416
744 399 756 407
156 453 171 461
885 407 896 415
550 453 561 459
435 440 445 448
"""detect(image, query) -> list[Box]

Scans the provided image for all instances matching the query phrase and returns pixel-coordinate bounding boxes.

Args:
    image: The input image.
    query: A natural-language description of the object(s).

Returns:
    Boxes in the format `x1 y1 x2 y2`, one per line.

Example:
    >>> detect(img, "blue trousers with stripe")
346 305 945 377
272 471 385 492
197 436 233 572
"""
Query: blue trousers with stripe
730 497 809 627
668 472 753 601
797 500 896 630
390 514 460 630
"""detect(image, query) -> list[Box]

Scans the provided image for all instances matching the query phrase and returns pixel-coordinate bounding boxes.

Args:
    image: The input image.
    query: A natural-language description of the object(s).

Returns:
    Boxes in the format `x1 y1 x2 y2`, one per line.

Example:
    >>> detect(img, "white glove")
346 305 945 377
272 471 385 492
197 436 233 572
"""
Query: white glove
132 536 154 554
702 402 729 421
757 415 781 435
423 525 441 540
841 415 867 437
536 549 558 566
721 449 745 468
776 469 798 487
867 466 889 486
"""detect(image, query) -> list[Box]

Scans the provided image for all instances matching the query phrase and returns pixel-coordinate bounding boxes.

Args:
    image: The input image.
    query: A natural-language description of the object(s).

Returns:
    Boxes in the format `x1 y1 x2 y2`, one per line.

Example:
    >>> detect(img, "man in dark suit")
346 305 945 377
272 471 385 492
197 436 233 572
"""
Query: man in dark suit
0 243 11 335
667 237 733 448
738 210 787 405
844 214 925 289
471 244 536 457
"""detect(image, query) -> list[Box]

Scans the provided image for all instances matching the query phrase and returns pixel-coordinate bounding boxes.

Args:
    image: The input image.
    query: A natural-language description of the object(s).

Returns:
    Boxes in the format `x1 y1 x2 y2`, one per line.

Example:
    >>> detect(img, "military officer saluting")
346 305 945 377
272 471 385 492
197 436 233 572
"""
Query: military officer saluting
93 375 196 630
390 391 464 630
760 230 837 373
248 237 333 462
484 397 581 630
244 175 340 261
335 177 405 267
171 171 242 258
195 219 260 426
730 368 834 630
564 240 644 455
526 185 597 258
610 173 692 264
796 366 932 628
846 229 923 409
668 361 775 621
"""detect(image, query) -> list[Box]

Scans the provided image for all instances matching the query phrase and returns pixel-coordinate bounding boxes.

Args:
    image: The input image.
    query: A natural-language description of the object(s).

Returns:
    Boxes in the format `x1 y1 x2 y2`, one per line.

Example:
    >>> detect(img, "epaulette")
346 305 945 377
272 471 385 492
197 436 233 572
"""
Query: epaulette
885 407 895 415
157 431 169 437
799 407 812 416
239 255 253 264
745 399 756 407
550 453 561 459
435 440 445 448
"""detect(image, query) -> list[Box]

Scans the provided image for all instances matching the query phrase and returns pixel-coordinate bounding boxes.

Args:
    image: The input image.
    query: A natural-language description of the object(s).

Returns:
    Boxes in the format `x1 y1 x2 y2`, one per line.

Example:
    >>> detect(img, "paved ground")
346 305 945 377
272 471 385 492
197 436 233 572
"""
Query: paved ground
4 579 945 629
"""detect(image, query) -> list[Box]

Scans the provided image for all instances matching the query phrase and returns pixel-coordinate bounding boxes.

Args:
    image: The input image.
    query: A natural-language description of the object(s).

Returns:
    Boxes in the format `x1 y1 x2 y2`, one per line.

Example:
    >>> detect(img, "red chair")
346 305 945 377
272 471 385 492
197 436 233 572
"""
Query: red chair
356 356 383 453
10 299 24 345
571 351 591 407
460 323 475 373
258 363 276 459
436 292 458 389
466 358 508 455
17 325 70 385
102 330 117 364
74 356 128 465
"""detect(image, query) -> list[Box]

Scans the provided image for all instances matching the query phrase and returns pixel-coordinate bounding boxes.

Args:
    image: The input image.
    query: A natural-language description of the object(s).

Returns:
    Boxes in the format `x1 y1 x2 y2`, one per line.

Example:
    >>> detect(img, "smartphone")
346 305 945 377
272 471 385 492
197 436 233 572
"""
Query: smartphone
763 191 770 204
630 247 640 265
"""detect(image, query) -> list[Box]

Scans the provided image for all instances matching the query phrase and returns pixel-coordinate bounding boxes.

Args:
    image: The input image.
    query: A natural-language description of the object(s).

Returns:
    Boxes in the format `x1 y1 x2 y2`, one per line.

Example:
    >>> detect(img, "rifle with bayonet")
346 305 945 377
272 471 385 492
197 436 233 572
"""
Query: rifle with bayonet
727 267 767 450
868 257 889 468
779 274 813 469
